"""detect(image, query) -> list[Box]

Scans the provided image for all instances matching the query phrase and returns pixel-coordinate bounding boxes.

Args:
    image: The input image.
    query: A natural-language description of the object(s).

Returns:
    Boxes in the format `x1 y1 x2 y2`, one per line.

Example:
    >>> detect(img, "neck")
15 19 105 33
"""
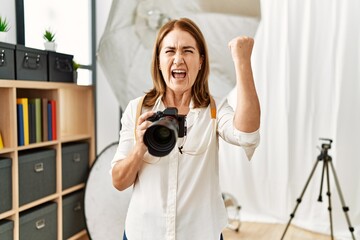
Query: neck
163 91 191 115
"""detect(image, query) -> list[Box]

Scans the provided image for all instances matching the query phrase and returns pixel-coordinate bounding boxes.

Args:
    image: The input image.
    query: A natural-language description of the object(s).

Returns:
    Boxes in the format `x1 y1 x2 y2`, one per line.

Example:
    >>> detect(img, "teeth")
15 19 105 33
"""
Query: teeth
172 70 186 73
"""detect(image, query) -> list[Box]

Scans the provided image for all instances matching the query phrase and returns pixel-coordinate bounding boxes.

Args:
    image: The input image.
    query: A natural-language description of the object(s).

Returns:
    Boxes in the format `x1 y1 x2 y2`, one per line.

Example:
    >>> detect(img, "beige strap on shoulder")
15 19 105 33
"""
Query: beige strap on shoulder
135 95 146 140
209 96 216 119
134 95 216 139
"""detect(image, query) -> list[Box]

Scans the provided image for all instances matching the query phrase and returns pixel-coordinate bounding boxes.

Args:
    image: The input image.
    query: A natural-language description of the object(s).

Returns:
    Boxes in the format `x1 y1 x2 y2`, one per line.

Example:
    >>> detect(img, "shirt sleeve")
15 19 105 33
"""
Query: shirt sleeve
216 98 260 160
110 98 139 170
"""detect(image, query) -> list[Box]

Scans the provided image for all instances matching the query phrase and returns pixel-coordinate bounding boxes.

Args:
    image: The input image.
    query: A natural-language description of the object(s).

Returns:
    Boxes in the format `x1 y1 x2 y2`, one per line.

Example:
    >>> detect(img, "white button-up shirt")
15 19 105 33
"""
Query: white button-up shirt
111 96 260 240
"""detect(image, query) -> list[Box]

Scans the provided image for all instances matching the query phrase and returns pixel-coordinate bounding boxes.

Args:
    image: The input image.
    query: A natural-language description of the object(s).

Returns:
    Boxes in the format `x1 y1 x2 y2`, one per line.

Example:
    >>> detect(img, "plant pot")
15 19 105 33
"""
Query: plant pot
73 71 78 83
44 41 57 51
0 31 8 42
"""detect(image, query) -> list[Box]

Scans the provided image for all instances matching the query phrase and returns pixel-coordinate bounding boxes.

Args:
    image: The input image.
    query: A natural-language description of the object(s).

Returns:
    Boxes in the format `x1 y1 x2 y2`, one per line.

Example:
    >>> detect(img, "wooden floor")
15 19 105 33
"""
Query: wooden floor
223 222 331 240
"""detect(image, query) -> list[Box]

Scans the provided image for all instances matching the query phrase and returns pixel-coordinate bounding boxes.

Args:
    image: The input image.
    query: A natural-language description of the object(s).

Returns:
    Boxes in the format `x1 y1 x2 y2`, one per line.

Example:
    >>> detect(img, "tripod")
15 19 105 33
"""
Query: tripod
281 138 356 240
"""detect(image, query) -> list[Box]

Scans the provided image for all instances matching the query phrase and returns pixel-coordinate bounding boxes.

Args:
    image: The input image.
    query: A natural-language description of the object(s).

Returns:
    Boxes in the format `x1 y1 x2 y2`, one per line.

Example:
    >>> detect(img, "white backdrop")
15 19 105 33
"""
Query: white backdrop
219 0 360 239
97 0 360 239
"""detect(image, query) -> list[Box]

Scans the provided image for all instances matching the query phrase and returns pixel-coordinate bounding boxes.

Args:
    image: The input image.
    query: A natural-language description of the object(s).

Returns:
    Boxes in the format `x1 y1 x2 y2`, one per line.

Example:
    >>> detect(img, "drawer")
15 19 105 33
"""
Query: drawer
47 51 74 83
19 202 57 240
0 42 16 80
62 190 85 239
0 219 14 240
18 149 56 206
62 142 89 190
0 157 12 213
15 44 48 81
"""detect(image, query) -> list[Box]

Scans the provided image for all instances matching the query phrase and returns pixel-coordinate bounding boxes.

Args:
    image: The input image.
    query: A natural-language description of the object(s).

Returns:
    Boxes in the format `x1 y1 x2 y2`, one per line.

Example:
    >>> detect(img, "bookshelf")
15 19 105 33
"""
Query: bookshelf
0 79 95 240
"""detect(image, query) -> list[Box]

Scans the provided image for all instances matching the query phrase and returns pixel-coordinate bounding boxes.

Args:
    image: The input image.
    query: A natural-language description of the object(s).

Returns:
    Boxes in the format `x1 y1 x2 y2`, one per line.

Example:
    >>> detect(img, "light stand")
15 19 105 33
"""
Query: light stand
280 138 356 240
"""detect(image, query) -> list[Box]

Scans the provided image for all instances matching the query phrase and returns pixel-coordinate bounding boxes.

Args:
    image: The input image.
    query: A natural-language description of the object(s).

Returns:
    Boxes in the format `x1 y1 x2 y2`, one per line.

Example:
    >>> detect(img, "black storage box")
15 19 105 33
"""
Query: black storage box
0 157 12 213
47 51 74 83
62 142 89 190
18 149 56 206
0 42 16 80
19 202 57 240
62 190 85 239
15 45 48 81
0 219 14 240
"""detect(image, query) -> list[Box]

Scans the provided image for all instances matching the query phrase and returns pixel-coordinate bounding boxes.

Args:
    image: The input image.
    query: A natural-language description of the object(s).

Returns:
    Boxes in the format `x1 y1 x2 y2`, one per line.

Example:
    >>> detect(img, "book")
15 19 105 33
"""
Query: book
48 102 53 141
29 98 42 143
17 104 25 146
42 98 48 141
50 100 57 140
16 98 29 145
0 130 3 149
28 101 36 144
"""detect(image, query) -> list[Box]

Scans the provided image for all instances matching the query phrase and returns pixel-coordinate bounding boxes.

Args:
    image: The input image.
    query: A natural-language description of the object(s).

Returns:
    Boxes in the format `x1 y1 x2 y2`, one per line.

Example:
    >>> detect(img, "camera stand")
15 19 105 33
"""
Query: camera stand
280 138 356 240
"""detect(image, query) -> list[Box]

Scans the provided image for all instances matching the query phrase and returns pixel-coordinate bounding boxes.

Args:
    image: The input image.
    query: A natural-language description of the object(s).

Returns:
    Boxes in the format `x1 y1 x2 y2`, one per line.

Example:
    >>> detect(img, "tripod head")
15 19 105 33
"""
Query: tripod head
318 138 333 160
319 138 333 150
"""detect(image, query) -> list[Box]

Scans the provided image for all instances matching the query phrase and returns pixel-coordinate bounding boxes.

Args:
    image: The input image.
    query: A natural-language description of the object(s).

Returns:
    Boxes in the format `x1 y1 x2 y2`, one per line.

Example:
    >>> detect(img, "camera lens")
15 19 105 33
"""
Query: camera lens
144 117 178 157
153 126 172 144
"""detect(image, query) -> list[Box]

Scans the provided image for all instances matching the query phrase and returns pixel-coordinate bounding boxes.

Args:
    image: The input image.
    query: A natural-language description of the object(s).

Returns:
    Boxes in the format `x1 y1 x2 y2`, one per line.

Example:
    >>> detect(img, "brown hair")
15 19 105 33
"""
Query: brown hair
143 18 211 108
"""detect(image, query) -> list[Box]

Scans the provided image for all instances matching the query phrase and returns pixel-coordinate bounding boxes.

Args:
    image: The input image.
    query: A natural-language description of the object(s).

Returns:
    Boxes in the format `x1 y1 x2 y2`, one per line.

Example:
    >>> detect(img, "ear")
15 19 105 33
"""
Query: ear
199 55 204 70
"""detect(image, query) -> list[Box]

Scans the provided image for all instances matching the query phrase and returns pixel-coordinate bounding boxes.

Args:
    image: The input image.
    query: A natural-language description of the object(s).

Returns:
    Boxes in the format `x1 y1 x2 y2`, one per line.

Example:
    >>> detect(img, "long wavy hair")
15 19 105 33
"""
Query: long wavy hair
143 18 211 108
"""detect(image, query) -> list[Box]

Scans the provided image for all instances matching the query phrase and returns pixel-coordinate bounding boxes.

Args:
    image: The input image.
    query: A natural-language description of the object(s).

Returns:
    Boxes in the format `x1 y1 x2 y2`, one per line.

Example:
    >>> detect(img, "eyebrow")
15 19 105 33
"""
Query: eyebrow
164 46 196 50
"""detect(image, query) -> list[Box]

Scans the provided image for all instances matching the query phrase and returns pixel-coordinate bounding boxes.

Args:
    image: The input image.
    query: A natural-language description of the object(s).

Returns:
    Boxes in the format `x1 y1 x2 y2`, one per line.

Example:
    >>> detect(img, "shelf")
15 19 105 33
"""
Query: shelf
61 134 92 143
18 194 59 213
62 183 86 196
0 210 15 220
68 230 89 240
0 79 95 240
16 140 58 151
0 147 16 154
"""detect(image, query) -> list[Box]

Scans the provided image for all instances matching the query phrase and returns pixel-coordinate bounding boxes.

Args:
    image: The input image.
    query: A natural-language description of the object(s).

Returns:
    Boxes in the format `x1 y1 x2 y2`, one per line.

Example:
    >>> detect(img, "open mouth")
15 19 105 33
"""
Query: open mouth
172 69 186 79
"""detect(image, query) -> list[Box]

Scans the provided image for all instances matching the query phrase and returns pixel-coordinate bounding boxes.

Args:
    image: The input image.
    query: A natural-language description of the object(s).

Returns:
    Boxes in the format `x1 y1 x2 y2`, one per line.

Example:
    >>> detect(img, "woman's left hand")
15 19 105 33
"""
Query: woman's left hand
228 36 254 63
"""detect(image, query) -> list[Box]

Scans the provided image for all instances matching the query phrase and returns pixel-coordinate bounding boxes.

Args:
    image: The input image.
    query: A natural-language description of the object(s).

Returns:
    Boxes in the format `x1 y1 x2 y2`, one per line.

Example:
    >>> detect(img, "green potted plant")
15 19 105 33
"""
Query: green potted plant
0 16 10 42
43 28 57 51
72 60 80 82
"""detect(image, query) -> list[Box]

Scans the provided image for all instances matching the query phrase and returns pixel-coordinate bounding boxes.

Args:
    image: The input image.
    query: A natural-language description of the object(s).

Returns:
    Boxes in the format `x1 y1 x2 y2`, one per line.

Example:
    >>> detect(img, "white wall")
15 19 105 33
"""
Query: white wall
95 0 121 154
0 0 16 44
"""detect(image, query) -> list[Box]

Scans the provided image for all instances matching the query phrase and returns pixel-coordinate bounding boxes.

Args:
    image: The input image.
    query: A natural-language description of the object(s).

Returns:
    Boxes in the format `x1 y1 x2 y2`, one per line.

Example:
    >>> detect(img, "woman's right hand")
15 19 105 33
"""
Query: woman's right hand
135 111 155 154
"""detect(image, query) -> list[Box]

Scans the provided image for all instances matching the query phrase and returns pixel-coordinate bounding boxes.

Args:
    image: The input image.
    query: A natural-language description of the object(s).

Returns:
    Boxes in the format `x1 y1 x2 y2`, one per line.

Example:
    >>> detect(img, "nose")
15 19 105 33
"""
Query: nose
173 53 184 65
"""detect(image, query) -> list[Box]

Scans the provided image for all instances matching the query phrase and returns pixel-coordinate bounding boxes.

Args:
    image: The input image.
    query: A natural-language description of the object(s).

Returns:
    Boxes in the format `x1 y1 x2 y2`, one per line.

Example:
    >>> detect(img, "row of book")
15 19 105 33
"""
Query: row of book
17 98 57 146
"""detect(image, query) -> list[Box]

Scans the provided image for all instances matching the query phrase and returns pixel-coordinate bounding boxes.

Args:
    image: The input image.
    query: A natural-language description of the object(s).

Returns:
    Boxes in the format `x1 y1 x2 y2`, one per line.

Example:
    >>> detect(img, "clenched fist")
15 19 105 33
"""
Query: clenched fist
228 36 254 63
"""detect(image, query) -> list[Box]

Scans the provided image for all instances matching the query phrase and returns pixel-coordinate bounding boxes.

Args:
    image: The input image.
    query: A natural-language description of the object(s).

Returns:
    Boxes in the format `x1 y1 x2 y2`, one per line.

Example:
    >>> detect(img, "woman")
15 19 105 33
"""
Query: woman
111 18 260 240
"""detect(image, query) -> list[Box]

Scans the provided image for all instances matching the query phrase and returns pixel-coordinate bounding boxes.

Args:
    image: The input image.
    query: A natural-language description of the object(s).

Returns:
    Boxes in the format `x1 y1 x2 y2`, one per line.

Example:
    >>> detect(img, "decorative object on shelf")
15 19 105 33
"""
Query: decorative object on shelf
72 60 80 83
0 130 4 149
43 28 57 51
47 51 74 83
0 16 10 43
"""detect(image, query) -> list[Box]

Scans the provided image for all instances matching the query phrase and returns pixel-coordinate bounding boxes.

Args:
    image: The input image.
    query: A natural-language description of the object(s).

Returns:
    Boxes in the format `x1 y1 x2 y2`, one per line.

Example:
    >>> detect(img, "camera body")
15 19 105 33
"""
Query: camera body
144 107 187 157
147 107 187 137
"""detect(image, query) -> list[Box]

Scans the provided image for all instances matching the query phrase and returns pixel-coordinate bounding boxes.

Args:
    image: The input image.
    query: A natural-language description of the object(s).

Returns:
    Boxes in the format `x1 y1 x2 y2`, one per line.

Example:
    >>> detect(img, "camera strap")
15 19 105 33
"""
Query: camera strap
134 95 217 141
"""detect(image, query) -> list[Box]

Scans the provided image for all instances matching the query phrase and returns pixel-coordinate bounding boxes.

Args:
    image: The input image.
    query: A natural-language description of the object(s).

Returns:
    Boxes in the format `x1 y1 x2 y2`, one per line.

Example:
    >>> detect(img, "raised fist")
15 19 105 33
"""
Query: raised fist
228 36 254 63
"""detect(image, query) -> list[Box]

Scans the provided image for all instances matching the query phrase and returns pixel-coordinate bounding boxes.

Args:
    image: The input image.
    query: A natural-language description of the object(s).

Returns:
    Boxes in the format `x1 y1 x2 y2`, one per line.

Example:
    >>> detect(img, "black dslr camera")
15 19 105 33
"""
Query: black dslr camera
144 107 187 157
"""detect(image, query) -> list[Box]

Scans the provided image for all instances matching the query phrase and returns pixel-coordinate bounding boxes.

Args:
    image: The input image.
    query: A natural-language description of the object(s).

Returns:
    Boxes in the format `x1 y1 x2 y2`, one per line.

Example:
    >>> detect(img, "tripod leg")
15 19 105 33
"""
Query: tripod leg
328 160 356 240
324 159 334 240
318 159 326 202
280 159 320 240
